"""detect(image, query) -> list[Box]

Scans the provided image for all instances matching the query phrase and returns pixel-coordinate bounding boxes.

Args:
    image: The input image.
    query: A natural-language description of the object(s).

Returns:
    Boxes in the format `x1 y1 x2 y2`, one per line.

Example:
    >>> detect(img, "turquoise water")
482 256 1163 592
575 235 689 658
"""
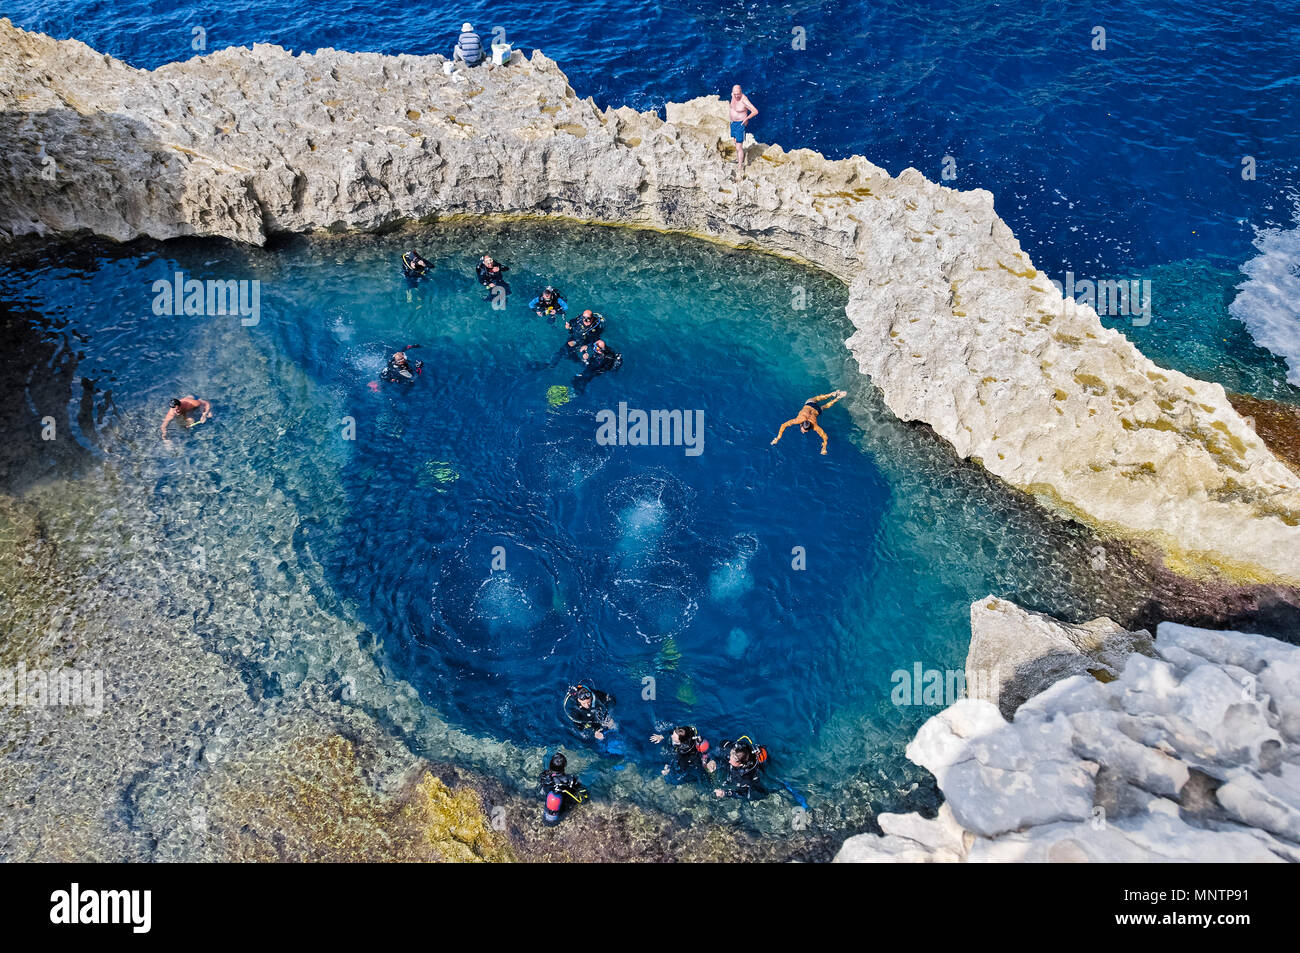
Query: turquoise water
3 221 1175 828
1110 259 1300 403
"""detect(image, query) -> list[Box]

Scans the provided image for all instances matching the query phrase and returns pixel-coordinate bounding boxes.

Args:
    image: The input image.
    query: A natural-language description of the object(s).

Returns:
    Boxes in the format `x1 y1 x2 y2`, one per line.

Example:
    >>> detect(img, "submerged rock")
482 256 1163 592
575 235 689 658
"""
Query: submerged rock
836 600 1300 862
2 20 1298 584
202 733 515 862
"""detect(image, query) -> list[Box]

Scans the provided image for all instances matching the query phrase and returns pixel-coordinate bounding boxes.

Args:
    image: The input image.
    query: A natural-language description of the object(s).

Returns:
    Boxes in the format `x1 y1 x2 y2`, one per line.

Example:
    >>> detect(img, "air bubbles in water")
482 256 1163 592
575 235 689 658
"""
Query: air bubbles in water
709 533 758 602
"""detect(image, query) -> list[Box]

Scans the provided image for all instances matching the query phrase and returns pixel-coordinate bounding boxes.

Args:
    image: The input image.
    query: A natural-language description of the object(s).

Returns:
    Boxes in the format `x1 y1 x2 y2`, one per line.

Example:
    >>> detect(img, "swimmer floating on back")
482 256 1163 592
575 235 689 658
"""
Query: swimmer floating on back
770 389 848 455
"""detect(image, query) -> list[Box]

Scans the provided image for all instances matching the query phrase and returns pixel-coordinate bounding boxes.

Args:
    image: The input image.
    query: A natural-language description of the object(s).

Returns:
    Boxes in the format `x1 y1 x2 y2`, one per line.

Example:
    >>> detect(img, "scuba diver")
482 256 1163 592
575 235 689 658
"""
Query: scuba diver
713 736 769 801
573 339 622 393
771 389 849 455
538 752 589 826
529 286 568 322
401 250 431 281
379 346 423 383
565 309 605 349
562 683 617 740
649 725 716 784
547 310 607 368
475 255 509 295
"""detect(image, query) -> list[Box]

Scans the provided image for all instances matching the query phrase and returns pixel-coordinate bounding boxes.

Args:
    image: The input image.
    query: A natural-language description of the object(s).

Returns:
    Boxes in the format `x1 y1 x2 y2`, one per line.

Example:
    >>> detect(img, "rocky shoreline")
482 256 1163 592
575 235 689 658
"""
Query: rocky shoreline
3 20 1299 584
837 598 1300 862
2 22 1299 862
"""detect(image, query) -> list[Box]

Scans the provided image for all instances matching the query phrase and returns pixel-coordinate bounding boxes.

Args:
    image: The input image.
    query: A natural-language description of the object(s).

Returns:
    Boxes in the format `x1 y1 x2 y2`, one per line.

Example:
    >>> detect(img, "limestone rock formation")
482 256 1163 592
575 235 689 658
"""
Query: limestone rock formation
968 595 1152 718
2 21 1298 583
836 604 1300 862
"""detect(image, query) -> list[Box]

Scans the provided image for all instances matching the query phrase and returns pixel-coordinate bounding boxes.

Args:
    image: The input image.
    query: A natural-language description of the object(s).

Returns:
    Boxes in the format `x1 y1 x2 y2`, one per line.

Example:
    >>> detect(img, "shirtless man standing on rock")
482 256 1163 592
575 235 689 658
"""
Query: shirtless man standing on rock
728 85 758 176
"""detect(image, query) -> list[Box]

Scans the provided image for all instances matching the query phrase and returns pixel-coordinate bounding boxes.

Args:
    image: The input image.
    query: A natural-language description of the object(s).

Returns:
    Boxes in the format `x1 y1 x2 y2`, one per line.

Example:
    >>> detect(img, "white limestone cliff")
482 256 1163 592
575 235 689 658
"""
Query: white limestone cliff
836 603 1300 862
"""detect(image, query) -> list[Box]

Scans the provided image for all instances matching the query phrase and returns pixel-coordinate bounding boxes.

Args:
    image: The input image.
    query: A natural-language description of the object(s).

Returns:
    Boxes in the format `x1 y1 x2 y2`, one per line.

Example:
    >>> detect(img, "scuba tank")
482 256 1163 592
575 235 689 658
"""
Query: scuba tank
671 726 710 758
402 251 428 279
541 777 588 826
543 792 565 826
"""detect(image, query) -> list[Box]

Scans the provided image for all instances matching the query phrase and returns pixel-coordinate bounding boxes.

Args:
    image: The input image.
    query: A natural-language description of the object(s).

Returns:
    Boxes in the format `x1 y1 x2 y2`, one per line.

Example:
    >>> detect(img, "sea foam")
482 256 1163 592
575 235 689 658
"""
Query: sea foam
1230 207 1300 386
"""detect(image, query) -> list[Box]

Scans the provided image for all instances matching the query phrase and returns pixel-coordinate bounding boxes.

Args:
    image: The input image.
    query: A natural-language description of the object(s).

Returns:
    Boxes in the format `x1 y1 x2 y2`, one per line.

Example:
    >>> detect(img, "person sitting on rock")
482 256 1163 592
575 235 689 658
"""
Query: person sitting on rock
770 389 848 455
650 725 716 784
453 22 485 67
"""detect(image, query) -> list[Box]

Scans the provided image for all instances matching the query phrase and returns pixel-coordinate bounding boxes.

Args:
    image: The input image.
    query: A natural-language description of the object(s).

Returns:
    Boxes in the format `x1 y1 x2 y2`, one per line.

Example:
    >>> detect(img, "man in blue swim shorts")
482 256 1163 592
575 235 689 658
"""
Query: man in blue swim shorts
728 85 759 176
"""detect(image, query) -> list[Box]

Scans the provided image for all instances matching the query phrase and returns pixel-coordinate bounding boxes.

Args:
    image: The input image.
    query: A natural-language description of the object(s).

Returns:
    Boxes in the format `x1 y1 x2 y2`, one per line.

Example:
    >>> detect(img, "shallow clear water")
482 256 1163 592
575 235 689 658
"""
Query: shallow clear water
1 221 1150 826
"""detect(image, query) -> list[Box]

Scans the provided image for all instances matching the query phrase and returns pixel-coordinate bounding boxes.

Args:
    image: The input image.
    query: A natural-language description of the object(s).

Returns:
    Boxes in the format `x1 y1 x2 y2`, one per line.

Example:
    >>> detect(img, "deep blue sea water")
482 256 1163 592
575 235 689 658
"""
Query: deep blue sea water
5 2 1300 824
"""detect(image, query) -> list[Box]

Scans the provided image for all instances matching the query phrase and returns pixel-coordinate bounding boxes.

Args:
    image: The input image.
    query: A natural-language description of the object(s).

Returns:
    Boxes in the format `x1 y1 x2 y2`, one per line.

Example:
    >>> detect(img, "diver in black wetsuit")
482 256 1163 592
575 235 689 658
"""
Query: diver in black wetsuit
530 286 567 322
402 250 431 280
547 310 607 368
563 684 617 740
712 737 768 801
650 725 716 784
573 339 622 392
476 255 509 294
538 752 589 826
566 309 605 349
379 348 423 383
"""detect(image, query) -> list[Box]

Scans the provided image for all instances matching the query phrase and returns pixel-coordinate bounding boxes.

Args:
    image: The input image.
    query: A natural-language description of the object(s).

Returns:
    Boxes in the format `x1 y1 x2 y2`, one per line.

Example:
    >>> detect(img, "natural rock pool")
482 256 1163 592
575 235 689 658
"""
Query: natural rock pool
4 218 1190 836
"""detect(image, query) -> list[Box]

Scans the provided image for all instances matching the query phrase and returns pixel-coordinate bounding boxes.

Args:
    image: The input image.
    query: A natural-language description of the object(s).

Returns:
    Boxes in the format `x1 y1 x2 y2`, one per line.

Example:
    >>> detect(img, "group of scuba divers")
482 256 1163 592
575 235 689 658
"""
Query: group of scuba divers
394 249 759 827
544 683 773 827
390 248 840 828
391 250 622 393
